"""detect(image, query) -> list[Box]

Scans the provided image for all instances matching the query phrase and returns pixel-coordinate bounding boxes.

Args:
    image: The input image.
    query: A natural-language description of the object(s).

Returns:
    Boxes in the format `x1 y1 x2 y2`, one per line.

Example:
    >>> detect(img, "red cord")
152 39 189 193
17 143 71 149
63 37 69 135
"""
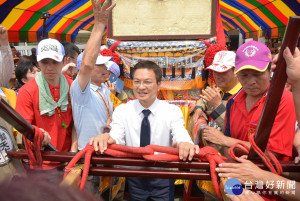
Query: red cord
65 144 226 200
248 133 282 175
23 125 43 168
228 132 282 175
80 145 94 190
228 142 250 159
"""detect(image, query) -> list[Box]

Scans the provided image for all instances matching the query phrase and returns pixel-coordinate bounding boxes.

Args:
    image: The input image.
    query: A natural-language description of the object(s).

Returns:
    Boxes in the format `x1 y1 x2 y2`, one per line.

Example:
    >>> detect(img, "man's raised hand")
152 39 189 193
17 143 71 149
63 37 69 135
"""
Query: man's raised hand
92 0 116 25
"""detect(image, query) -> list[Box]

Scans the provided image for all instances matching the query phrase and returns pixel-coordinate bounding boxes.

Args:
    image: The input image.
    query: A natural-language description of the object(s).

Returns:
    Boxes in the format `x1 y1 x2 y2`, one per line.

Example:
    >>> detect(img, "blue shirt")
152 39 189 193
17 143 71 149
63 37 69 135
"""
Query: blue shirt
70 78 113 150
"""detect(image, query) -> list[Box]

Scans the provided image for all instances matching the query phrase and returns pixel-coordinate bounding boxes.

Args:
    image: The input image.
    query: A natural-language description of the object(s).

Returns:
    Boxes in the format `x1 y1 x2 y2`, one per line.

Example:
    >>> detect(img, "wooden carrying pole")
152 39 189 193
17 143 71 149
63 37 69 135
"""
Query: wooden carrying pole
0 97 57 151
248 16 300 159
7 150 300 173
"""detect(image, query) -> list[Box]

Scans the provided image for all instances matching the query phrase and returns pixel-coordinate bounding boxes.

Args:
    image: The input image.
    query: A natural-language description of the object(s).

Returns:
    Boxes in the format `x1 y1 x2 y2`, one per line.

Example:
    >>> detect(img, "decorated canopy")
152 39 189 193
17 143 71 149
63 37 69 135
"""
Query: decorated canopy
0 0 299 42
0 0 98 42
221 0 300 39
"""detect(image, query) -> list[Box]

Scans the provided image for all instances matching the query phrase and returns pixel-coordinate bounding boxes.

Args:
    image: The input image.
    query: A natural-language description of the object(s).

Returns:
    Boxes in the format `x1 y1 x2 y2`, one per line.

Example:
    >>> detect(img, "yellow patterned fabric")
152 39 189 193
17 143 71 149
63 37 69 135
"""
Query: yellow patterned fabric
110 93 123 110
112 177 126 199
99 176 111 193
99 176 125 200
196 180 217 196
183 180 217 197
0 87 16 109
0 87 19 139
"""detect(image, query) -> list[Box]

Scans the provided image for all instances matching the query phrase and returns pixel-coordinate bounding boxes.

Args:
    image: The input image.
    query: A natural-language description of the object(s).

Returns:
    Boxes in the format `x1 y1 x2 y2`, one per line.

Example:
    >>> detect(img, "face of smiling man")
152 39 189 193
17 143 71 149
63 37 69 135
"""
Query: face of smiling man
213 68 238 92
132 68 161 108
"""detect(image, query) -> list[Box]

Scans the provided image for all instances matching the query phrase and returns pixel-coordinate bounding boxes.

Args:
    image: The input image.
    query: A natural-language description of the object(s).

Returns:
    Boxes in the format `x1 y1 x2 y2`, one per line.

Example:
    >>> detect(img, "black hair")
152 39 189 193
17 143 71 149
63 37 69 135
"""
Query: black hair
62 42 80 59
18 55 38 67
31 48 36 54
15 61 35 85
132 60 162 83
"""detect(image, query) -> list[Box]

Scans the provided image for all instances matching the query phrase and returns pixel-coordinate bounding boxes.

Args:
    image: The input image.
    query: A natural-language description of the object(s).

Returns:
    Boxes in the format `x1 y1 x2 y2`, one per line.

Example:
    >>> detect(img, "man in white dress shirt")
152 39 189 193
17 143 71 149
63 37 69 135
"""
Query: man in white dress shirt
90 60 199 201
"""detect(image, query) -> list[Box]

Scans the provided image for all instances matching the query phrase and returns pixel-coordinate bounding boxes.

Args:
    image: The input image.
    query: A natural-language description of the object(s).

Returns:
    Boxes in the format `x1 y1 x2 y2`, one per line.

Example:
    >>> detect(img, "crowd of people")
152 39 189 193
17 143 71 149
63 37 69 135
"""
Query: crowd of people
0 0 300 201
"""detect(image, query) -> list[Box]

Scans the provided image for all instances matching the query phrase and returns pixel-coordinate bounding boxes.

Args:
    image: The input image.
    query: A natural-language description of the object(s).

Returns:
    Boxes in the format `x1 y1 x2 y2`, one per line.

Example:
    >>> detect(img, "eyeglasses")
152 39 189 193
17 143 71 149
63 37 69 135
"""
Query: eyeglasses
132 80 154 87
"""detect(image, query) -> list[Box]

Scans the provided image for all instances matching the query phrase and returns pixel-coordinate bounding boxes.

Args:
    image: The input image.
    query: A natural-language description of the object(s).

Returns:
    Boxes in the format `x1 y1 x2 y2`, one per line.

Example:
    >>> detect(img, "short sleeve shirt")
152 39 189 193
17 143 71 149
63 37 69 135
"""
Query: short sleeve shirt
225 89 296 157
70 77 113 150
16 75 73 152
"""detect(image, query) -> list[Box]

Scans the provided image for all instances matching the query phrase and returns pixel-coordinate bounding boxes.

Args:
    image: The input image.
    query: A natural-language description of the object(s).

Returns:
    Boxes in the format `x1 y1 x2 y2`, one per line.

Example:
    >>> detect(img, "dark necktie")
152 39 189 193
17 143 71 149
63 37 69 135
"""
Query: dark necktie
140 109 151 147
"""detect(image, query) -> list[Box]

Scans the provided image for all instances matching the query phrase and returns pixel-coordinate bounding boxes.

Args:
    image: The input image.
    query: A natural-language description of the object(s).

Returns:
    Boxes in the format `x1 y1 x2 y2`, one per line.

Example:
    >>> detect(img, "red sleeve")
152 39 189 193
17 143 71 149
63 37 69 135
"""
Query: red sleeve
268 90 297 157
64 74 73 87
16 85 34 124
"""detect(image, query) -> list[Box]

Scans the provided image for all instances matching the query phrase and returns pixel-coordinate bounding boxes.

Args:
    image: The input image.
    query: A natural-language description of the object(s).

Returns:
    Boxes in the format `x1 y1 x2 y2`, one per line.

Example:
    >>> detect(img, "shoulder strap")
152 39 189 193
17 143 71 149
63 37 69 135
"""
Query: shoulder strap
224 98 234 137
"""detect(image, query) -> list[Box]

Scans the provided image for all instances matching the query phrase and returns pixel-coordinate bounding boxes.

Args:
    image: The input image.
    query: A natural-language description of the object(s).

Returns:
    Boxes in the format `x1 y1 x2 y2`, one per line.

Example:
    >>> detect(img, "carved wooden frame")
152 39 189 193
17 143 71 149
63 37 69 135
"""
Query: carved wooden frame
108 0 217 40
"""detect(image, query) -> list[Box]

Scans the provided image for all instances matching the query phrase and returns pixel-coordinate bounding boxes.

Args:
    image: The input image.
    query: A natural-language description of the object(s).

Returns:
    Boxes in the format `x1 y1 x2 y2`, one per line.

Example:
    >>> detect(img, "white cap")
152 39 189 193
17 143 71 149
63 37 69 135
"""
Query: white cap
106 61 120 77
206 51 236 72
106 61 120 82
100 45 108 50
77 52 113 70
96 54 112 65
36 38 65 62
